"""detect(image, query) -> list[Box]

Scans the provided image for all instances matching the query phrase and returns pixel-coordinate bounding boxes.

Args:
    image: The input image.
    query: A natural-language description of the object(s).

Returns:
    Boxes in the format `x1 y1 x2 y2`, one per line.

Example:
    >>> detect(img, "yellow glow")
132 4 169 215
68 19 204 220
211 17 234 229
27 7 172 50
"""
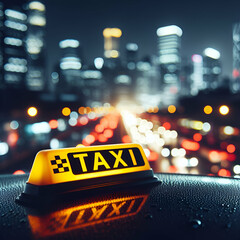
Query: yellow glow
168 105 176 114
29 15 46 26
103 28 122 38
111 28 122 37
29 1 45 11
28 194 148 238
62 107 71 116
27 107 38 117
204 105 213 114
110 50 119 58
191 120 203 130
76 144 84 148
219 105 229 115
27 144 151 186
153 106 159 113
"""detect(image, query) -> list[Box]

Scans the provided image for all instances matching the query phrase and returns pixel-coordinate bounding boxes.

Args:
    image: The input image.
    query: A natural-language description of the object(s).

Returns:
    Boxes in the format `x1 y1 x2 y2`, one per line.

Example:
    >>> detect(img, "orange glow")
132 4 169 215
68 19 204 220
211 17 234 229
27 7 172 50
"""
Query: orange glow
49 120 58 129
147 107 153 113
218 169 231 177
78 107 85 115
203 105 213 115
162 122 171 130
62 107 71 116
226 144 235 153
234 128 240 135
122 135 131 143
95 124 104 133
86 107 91 114
109 121 118 129
153 106 159 113
82 139 90 146
181 139 200 151
168 105 176 114
148 151 159 161
103 129 113 138
169 165 178 173
100 118 109 128
79 116 88 125
98 134 108 143
13 170 25 175
85 135 96 145
28 194 148 238
27 144 151 186
193 133 202 142
209 150 228 163
7 132 19 147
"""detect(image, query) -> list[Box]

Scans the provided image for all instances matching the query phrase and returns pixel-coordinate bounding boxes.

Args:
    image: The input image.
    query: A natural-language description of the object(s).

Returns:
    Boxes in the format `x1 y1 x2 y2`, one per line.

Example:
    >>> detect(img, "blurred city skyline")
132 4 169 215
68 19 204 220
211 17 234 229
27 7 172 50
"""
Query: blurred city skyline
45 0 240 77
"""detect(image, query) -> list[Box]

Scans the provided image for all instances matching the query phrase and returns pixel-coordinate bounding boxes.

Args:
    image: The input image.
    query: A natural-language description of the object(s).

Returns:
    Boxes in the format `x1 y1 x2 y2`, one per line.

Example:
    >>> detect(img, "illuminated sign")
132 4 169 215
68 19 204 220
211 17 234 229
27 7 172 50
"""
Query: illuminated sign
17 144 157 204
28 194 148 238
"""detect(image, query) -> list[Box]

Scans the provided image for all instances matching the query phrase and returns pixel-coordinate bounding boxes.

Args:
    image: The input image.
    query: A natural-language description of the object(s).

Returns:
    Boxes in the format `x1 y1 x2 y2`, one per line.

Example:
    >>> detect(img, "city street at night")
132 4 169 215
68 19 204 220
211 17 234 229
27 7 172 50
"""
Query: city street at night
2 0 240 239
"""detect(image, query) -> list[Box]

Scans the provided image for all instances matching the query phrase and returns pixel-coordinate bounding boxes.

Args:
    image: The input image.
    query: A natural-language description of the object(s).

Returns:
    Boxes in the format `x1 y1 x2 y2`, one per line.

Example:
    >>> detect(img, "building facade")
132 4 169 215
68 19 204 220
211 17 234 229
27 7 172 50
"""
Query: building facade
25 0 46 91
156 25 182 106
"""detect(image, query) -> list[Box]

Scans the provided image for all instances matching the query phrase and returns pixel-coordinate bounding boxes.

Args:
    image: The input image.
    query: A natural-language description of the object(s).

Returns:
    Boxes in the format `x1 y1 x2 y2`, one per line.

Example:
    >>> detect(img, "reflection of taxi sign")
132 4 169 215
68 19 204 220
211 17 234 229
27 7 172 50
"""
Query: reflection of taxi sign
17 144 158 204
28 194 148 238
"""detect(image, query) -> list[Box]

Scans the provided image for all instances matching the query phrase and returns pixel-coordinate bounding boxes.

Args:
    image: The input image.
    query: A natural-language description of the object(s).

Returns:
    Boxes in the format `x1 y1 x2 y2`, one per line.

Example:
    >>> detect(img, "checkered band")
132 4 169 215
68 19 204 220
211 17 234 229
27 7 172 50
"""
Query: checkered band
51 155 70 174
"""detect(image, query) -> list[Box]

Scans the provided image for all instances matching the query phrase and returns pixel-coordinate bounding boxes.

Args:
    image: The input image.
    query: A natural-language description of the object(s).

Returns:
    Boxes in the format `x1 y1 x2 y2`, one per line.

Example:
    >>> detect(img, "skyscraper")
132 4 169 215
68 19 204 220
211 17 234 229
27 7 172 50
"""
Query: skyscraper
203 47 221 90
191 54 204 95
25 1 46 91
156 25 182 106
232 23 240 93
125 43 138 70
2 5 28 89
0 2 4 89
58 39 82 92
103 28 122 68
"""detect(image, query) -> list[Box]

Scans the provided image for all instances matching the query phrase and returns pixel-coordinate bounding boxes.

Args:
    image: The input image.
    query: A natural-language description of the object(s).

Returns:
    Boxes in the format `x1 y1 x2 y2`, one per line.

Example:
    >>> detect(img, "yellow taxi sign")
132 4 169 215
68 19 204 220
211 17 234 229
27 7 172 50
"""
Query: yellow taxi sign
17 144 158 205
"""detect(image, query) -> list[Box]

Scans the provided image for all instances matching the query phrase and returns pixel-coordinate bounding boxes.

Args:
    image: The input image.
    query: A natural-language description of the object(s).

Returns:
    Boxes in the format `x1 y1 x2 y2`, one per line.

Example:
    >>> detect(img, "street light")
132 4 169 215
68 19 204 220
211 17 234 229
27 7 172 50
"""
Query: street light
27 107 38 117
219 105 229 115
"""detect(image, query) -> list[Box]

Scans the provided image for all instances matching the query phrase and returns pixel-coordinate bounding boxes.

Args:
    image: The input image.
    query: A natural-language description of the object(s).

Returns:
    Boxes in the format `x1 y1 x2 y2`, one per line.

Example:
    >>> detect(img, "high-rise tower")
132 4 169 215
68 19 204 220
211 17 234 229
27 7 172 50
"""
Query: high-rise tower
191 54 204 95
203 47 221 90
232 23 240 93
2 5 28 89
103 28 122 68
156 25 182 106
58 39 82 92
25 1 47 91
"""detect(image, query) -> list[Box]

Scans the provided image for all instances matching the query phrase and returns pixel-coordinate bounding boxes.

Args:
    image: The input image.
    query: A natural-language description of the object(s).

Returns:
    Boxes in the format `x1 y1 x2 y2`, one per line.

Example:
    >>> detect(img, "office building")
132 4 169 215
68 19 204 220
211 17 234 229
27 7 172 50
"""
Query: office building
2 5 28 89
232 23 240 93
103 28 122 68
81 69 106 106
126 43 138 70
58 39 82 92
25 1 47 91
191 54 204 95
156 25 182 106
203 47 221 90
0 2 4 89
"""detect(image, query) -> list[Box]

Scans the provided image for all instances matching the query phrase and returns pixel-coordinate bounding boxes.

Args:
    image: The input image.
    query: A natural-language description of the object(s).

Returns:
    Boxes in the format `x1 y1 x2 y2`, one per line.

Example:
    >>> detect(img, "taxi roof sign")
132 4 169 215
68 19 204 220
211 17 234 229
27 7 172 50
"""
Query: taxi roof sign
17 144 158 205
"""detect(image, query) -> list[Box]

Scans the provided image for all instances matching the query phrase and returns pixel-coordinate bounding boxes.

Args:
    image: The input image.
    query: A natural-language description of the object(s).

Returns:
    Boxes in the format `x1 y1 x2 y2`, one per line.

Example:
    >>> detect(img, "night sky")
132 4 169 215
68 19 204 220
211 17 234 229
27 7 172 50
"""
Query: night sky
45 0 240 77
